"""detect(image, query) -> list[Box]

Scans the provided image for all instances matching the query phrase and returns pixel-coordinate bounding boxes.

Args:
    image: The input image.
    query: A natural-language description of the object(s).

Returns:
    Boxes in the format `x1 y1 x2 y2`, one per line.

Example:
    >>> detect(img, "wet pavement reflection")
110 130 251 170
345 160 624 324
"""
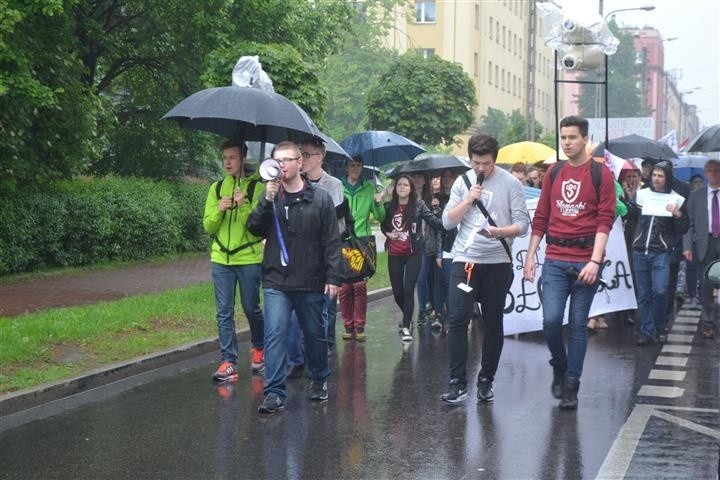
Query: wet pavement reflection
1 298 718 479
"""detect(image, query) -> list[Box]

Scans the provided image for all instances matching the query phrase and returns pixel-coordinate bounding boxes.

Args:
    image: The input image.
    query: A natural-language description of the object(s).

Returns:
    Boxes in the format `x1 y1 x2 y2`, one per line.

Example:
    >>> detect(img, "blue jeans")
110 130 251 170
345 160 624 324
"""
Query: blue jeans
263 289 329 399
211 262 264 364
540 259 600 379
286 294 336 367
633 251 670 338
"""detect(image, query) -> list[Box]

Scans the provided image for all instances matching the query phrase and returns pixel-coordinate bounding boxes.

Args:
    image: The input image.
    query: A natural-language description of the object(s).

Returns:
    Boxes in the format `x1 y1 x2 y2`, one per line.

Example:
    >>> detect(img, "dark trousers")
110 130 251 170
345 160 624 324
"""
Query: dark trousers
388 253 422 329
447 261 512 385
699 237 720 330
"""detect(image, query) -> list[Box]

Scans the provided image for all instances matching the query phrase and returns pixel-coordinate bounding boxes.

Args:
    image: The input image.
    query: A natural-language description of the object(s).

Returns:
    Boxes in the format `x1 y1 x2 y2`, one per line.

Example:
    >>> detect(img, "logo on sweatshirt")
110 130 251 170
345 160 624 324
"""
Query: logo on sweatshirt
561 179 581 203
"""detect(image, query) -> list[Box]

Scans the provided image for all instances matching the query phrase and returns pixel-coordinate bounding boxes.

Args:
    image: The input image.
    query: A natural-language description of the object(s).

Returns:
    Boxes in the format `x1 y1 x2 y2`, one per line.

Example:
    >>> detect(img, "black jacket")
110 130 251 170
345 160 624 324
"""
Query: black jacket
247 181 341 291
628 162 689 254
381 199 443 254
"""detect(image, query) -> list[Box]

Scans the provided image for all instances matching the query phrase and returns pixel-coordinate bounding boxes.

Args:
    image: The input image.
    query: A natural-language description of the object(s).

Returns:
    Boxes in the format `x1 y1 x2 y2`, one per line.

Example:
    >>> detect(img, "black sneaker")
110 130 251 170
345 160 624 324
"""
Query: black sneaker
477 377 494 403
636 335 658 346
441 379 468 404
258 393 284 414
307 381 328 402
417 311 429 327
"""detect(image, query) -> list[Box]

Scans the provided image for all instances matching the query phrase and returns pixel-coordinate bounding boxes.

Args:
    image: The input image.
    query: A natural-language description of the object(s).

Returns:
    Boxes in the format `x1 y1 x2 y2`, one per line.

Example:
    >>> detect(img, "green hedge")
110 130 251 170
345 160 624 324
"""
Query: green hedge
0 177 212 275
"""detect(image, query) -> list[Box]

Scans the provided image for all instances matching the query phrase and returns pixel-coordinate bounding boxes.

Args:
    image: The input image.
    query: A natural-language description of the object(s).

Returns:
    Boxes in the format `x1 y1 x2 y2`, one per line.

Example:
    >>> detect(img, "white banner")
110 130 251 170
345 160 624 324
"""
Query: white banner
503 199 637 336
587 117 655 143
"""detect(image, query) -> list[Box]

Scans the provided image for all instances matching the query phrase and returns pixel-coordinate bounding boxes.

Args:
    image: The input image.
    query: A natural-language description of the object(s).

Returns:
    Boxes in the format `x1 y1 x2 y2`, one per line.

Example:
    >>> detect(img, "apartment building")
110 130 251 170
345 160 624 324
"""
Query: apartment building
383 0 558 152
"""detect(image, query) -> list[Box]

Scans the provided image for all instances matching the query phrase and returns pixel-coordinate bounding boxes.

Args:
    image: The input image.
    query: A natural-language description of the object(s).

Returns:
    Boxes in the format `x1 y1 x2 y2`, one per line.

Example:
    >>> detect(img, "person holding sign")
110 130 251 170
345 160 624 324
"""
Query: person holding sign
523 116 616 411
439 134 529 405
628 161 688 346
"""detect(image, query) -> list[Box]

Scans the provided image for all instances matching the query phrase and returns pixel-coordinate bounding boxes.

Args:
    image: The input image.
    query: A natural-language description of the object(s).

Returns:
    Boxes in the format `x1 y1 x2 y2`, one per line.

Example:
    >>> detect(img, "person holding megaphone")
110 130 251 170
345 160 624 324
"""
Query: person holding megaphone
248 141 342 414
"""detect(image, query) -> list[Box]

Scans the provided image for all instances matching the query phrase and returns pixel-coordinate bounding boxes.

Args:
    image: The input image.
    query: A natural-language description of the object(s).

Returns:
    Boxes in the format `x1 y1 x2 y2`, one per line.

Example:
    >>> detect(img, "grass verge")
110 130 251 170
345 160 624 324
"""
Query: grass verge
0 252 390 395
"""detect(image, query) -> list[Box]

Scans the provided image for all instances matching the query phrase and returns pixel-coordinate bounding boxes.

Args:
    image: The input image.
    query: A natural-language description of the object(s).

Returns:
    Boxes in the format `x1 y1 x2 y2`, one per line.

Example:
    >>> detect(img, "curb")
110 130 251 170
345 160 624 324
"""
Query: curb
0 287 393 418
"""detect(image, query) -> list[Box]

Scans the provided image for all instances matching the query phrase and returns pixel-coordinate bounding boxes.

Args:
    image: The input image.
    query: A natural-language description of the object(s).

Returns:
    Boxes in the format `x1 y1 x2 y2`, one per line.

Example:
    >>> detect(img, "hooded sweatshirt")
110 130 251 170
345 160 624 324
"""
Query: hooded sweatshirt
628 161 689 254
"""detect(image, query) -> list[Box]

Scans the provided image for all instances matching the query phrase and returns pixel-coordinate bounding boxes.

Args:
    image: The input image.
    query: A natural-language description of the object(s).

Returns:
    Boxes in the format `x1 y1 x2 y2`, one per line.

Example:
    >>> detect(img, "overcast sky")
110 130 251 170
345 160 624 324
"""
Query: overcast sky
555 0 719 128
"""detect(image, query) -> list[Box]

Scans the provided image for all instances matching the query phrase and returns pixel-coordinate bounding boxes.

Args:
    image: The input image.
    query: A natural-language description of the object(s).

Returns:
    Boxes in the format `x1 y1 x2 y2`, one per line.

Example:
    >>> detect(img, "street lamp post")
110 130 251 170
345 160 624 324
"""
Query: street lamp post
593 5 656 118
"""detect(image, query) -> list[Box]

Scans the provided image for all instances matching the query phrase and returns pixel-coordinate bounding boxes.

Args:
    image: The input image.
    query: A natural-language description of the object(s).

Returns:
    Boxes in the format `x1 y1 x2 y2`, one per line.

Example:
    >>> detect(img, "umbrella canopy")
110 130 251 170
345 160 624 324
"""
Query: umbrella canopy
673 154 709 169
592 134 677 162
497 142 556 164
388 154 469 178
314 131 351 163
340 131 425 167
162 86 321 143
684 125 720 153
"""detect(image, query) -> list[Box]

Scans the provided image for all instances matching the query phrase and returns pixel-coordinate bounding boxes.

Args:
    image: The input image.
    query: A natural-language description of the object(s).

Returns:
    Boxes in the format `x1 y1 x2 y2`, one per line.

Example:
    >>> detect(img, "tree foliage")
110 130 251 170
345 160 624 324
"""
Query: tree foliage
367 53 477 146
577 22 641 118
477 108 545 147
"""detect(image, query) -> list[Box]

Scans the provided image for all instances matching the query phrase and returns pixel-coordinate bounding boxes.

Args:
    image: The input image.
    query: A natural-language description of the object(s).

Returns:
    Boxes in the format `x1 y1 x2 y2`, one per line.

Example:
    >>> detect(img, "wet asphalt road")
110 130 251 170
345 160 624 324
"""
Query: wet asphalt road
1 298 718 479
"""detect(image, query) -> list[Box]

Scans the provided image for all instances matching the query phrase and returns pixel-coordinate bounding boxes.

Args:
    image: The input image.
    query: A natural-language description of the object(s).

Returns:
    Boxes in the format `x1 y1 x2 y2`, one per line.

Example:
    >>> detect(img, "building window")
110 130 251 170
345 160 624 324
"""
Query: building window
502 26 506 48
475 4 480 29
474 53 479 76
501 68 505 91
415 1 436 23
496 21 499 44
489 16 493 39
488 61 492 84
417 48 435 59
519 38 523 59
514 34 517 55
513 75 517 96
495 65 499 87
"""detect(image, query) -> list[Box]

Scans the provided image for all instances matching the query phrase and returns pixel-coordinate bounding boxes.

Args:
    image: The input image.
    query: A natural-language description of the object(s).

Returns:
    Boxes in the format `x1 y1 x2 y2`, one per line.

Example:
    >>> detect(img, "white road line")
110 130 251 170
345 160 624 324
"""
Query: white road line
638 385 685 397
661 345 692 354
676 310 701 317
674 317 700 325
597 405 720 479
666 333 695 343
655 356 688 366
648 369 687 381
671 324 697 332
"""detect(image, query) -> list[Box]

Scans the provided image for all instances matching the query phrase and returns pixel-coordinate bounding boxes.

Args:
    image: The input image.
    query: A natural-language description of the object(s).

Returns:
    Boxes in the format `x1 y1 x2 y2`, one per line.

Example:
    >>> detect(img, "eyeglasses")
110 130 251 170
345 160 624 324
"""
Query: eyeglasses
301 152 322 159
274 156 301 165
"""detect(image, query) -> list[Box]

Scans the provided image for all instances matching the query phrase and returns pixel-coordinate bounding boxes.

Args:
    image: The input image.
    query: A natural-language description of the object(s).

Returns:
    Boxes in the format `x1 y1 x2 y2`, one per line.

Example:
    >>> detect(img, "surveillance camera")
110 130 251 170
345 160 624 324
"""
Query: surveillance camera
560 45 604 70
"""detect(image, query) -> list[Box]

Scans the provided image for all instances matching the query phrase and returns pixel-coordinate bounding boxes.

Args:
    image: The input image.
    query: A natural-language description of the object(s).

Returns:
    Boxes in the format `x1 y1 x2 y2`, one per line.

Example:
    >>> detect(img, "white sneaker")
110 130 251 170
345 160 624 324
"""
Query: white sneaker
401 328 413 342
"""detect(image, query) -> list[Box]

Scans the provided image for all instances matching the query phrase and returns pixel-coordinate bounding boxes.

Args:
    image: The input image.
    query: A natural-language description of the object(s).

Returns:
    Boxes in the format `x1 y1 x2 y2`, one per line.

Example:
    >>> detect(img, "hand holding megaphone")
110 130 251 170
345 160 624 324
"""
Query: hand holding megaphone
260 158 282 201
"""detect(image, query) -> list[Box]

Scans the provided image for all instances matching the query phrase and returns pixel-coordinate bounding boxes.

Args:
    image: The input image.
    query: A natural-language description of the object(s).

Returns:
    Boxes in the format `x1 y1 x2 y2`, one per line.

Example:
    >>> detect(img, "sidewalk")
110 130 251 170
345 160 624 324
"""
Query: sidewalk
0 254 210 317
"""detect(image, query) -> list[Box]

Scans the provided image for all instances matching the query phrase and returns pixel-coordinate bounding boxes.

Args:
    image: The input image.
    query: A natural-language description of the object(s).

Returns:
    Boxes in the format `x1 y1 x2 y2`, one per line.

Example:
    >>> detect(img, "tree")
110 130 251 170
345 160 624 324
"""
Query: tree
320 47 397 141
478 108 509 139
476 108 544 146
367 53 477 146
576 21 641 118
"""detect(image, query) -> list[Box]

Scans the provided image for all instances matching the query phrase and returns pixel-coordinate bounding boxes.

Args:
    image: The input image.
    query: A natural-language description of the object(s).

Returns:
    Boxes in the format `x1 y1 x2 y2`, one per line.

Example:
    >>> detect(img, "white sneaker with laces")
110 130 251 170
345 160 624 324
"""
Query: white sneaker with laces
401 328 413 342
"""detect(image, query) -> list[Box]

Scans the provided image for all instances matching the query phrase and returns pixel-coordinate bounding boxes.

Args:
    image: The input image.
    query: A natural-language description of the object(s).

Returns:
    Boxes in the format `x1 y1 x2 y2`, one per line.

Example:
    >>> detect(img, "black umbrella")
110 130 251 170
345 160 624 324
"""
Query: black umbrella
340 130 425 168
162 86 321 143
388 154 469 178
592 134 677 161
315 131 351 163
684 125 720 153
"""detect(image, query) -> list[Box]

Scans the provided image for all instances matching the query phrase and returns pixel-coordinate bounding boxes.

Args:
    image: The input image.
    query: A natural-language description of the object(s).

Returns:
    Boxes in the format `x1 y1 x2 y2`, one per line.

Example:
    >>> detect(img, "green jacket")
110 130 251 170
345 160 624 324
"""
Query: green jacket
203 172 265 265
615 180 627 218
342 177 386 236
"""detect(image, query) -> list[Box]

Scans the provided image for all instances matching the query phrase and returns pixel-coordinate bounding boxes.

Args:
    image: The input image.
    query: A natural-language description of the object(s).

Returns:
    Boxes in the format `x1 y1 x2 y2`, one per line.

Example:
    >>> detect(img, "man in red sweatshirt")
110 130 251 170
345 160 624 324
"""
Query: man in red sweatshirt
523 116 616 410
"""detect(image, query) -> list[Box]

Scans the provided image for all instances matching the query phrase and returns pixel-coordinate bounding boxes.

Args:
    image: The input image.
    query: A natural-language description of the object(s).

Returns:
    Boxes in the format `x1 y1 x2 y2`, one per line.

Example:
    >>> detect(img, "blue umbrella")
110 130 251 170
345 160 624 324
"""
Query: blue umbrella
340 131 425 168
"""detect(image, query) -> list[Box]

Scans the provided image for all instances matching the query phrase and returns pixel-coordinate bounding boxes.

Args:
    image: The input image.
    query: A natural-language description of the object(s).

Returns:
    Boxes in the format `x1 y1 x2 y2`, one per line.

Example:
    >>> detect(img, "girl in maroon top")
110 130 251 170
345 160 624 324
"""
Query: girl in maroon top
382 174 443 342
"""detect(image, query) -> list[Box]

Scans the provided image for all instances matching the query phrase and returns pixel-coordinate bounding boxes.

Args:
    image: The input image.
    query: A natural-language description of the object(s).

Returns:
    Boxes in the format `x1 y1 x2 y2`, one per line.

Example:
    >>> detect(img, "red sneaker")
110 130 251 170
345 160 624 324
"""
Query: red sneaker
212 361 238 382
250 348 264 373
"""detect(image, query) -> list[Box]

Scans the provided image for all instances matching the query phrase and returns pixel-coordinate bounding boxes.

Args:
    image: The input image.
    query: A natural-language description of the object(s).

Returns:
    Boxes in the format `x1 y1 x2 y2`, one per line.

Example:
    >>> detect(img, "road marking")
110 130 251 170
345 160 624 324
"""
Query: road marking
655 356 688 367
666 333 694 343
638 385 685 397
676 310 701 317
597 405 720 479
648 369 686 381
674 316 700 325
661 345 692 354
671 324 697 332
